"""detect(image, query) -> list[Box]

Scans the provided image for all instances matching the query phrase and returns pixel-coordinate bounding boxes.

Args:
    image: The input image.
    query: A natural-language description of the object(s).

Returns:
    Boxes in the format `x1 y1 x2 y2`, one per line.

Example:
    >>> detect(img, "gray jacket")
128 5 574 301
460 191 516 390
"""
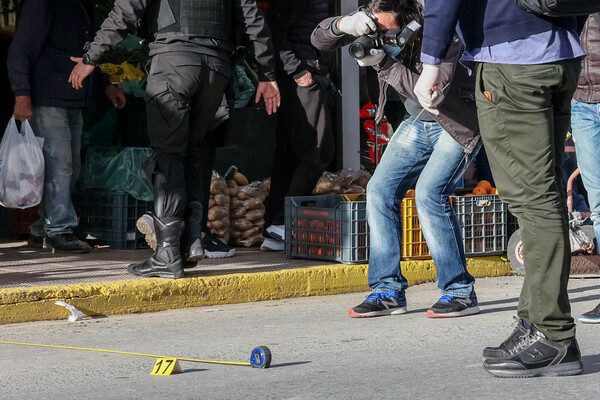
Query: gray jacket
311 15 480 153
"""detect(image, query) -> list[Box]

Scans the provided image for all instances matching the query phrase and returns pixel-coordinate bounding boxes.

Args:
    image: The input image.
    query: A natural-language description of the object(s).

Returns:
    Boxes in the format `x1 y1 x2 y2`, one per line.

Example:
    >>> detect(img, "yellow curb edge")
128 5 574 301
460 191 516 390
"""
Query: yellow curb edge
0 256 512 324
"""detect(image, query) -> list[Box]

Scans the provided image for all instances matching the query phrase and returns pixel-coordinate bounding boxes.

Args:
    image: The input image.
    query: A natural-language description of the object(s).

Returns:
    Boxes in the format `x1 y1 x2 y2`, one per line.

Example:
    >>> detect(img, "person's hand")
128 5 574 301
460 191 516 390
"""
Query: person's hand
68 56 95 90
295 71 313 87
14 96 33 121
256 81 281 115
356 48 385 68
105 84 127 109
414 64 443 114
337 11 376 36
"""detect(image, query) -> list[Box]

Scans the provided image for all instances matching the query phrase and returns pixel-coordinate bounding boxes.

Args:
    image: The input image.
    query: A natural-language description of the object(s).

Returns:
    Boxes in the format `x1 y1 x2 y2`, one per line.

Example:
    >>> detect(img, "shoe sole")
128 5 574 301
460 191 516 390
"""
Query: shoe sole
47 246 91 254
205 250 235 258
185 253 206 263
347 307 408 318
426 305 481 318
136 217 157 250
260 245 284 252
578 316 600 323
127 264 183 279
483 360 583 378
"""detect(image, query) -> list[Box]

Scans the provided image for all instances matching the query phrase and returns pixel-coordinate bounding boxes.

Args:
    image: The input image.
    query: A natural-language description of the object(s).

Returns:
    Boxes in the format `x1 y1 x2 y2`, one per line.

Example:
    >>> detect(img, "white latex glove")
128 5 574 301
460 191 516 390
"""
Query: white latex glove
414 64 443 114
337 11 377 37
356 48 385 67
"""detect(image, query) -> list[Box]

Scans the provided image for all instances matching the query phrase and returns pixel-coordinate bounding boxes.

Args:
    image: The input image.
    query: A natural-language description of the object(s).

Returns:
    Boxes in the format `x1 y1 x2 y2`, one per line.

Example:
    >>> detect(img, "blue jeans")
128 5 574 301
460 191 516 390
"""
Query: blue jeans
366 116 480 298
571 100 600 244
29 106 83 237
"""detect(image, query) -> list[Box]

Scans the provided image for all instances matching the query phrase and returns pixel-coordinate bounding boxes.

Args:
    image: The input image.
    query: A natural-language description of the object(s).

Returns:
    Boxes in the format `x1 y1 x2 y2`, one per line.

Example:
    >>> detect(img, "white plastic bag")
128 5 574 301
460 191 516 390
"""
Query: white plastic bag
0 117 44 209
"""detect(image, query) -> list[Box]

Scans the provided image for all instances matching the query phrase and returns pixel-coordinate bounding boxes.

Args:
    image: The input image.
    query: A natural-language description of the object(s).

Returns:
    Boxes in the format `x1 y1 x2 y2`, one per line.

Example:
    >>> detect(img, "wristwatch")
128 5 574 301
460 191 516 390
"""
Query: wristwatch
82 53 95 66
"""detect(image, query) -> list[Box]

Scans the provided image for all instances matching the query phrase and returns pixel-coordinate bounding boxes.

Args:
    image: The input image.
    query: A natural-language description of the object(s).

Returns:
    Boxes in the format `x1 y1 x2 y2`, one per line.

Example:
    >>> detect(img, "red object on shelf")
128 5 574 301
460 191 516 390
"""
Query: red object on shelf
257 1 270 9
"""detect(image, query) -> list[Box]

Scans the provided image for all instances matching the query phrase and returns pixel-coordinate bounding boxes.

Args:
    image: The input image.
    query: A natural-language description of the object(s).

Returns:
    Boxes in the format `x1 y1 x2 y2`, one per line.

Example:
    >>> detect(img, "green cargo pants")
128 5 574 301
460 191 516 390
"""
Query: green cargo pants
475 58 582 340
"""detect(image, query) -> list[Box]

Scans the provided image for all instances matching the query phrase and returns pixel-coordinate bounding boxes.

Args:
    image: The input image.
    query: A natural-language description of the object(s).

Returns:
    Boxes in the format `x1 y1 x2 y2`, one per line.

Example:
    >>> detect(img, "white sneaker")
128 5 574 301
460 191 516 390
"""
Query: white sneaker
261 238 284 252
266 224 285 241
136 212 157 250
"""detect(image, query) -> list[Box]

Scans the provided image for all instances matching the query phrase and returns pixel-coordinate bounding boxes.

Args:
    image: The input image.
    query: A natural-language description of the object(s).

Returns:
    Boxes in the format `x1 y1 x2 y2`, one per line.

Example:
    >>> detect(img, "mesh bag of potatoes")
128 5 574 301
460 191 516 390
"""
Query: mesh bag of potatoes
207 171 231 244
312 168 371 195
227 171 269 247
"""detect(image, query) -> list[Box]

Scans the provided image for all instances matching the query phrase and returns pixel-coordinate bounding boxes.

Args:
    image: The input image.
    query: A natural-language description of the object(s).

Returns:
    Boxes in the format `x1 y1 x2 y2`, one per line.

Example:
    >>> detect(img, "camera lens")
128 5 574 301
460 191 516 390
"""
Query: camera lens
349 43 367 59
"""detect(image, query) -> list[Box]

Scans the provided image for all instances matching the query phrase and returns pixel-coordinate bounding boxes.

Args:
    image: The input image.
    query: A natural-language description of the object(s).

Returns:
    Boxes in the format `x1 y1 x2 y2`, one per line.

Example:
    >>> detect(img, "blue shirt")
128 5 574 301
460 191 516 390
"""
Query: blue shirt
421 27 584 66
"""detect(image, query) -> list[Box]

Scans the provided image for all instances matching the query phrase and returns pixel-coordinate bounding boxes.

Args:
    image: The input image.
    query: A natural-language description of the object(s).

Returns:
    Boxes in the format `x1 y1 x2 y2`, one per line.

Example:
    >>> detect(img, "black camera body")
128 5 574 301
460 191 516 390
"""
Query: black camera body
348 20 422 60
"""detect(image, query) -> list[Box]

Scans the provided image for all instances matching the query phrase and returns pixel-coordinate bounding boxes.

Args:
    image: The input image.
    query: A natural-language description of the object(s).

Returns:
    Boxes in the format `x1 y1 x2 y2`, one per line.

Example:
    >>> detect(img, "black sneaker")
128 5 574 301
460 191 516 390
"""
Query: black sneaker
482 326 583 378
27 234 44 249
483 318 529 359
426 291 480 318
348 291 407 318
578 302 600 324
46 234 91 254
202 233 235 258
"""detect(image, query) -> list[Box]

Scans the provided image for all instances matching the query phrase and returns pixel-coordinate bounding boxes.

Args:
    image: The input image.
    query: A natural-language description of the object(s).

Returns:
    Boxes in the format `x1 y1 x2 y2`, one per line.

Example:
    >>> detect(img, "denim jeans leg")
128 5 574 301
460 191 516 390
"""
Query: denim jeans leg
367 116 433 293
415 127 481 298
30 106 81 237
571 101 600 244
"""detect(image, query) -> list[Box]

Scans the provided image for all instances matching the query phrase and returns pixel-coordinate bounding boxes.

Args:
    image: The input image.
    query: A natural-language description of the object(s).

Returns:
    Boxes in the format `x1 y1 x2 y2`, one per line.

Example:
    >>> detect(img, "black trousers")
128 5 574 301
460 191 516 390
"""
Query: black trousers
145 52 230 220
264 71 335 227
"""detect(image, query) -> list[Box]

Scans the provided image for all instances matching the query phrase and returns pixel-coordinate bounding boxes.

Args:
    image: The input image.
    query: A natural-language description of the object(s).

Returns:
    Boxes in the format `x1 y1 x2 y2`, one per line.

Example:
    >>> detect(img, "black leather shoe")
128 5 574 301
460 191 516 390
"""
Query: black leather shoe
483 326 583 378
45 234 91 253
127 217 184 279
483 318 528 359
27 234 44 249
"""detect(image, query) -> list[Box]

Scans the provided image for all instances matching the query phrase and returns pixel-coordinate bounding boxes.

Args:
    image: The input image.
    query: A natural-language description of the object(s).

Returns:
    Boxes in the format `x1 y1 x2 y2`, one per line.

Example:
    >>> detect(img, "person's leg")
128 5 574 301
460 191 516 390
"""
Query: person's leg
571 100 600 244
415 126 481 317
263 74 302 233
476 59 582 377
348 116 431 317
265 73 335 231
184 55 230 261
128 52 208 278
29 106 89 253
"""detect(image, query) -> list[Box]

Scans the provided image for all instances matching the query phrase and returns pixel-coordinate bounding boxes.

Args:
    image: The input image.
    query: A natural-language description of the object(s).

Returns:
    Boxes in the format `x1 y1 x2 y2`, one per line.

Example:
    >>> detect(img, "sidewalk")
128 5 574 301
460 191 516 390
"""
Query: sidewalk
0 238 515 324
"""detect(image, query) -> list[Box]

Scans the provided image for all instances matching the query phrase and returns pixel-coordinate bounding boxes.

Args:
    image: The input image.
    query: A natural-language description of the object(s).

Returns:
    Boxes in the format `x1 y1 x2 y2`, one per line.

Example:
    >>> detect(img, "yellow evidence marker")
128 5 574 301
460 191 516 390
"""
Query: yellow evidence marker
150 358 184 375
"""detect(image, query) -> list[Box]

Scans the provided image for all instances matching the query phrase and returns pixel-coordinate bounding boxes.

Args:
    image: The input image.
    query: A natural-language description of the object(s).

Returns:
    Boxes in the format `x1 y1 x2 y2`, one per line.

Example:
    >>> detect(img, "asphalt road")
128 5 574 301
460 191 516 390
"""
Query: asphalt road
0 276 599 399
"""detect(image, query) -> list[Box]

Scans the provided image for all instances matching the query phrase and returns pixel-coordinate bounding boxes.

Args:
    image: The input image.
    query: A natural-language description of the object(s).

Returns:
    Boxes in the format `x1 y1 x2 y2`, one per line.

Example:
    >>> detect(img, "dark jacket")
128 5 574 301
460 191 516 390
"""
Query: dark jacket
267 0 330 78
85 0 276 82
421 0 577 60
574 15 600 104
7 0 94 108
311 16 480 154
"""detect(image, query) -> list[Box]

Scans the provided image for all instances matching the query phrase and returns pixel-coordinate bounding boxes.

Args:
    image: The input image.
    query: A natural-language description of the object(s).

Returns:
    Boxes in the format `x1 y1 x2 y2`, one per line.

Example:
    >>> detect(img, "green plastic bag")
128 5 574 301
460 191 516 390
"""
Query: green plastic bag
79 147 153 201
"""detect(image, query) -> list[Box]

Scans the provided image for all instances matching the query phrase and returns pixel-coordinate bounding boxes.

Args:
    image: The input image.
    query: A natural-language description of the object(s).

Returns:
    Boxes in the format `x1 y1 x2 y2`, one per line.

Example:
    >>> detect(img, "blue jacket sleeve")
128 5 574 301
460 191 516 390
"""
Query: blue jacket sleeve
420 0 463 62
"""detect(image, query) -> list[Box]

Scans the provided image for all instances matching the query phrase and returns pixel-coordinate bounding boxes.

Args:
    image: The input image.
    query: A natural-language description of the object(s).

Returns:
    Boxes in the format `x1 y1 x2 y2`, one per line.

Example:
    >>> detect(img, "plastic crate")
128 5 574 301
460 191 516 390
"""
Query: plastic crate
73 189 152 249
285 195 369 264
454 195 508 255
508 210 519 238
400 198 431 260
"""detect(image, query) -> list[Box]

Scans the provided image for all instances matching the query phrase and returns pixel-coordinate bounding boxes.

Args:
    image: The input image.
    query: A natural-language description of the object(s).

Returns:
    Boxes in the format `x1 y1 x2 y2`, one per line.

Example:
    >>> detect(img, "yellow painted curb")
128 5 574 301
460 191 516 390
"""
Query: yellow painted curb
0 256 512 324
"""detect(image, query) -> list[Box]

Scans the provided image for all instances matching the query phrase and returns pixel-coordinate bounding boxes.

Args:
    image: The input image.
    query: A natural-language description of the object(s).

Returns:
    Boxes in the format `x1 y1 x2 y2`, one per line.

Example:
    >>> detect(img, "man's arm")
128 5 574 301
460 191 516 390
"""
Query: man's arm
234 0 280 114
69 0 148 89
420 0 462 62
234 0 277 82
7 0 51 121
310 16 358 52
266 0 307 78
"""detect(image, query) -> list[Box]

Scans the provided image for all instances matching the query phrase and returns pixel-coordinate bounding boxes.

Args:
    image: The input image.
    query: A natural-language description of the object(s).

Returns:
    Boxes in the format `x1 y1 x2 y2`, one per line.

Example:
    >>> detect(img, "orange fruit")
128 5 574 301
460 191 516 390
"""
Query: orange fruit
405 189 415 198
477 180 492 193
490 187 498 195
465 193 474 196
472 186 487 195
